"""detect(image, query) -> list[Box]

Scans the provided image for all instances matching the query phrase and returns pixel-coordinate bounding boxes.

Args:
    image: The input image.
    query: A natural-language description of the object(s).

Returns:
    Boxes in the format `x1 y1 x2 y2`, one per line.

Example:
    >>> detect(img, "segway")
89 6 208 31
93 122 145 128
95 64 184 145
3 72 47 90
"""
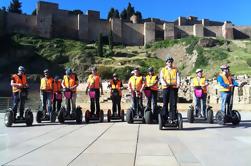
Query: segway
85 90 104 123
107 89 124 122
187 87 214 123
36 92 57 123
143 88 159 124
216 87 241 125
58 89 83 124
4 89 33 127
126 91 145 124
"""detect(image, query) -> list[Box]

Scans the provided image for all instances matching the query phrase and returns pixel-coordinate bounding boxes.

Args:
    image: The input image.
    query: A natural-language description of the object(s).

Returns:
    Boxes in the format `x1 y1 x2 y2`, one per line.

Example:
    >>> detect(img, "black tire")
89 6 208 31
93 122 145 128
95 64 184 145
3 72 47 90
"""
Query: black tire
50 111 57 123
177 113 183 130
126 109 133 124
144 109 152 124
36 111 43 123
75 107 83 124
232 110 241 125
187 106 194 123
121 109 125 122
207 108 214 124
216 111 224 125
99 110 104 123
158 114 163 130
58 107 65 124
25 109 33 126
4 110 14 127
107 109 111 122
85 110 90 124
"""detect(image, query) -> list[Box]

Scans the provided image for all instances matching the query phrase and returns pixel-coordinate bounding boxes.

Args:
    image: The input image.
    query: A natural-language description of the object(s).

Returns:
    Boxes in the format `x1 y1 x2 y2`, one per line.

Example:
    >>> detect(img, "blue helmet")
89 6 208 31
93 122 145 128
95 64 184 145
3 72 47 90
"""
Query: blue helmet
65 68 72 75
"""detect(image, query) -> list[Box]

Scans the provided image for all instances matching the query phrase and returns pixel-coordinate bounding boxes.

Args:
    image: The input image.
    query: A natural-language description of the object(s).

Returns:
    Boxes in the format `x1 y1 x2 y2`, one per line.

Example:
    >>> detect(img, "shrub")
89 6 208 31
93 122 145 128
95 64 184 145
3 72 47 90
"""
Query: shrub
247 58 251 67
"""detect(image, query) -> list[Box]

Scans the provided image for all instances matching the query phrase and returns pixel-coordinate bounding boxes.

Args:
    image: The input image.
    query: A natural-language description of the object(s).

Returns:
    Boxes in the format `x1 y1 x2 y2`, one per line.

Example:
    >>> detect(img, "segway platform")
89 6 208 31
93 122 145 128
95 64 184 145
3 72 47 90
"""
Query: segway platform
4 108 34 127
85 110 104 123
107 109 125 122
36 105 57 123
126 107 145 124
58 106 83 124
158 111 183 130
187 105 214 124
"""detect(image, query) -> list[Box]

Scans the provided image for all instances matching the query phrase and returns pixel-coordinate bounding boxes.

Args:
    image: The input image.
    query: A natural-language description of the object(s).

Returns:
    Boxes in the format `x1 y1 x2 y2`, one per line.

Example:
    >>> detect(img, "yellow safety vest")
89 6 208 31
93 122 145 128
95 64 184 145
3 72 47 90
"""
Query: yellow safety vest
192 77 207 93
145 75 158 91
161 67 177 89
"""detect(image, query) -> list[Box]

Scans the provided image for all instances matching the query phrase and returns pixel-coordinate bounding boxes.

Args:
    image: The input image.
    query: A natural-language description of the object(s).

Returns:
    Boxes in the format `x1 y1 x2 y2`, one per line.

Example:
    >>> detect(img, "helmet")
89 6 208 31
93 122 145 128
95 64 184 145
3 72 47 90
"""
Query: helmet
196 68 203 73
18 66 25 72
148 67 154 72
134 67 139 71
220 64 230 69
54 76 59 80
165 56 174 63
91 67 97 71
65 68 72 75
113 73 117 77
43 69 49 74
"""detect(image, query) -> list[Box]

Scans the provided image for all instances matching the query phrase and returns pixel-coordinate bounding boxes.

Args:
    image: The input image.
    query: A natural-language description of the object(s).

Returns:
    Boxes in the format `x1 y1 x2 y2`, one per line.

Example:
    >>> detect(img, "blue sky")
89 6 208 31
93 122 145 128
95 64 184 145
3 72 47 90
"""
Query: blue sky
1 0 251 25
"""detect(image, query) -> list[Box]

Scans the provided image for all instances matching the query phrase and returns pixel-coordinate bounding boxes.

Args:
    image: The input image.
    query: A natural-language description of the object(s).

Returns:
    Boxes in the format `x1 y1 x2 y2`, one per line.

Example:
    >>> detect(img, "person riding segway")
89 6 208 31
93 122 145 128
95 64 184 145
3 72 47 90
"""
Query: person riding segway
144 67 159 124
5 66 33 127
126 67 145 124
107 73 124 122
52 76 62 114
58 68 82 124
85 67 104 123
215 64 242 125
36 69 57 123
158 56 183 130
187 69 213 123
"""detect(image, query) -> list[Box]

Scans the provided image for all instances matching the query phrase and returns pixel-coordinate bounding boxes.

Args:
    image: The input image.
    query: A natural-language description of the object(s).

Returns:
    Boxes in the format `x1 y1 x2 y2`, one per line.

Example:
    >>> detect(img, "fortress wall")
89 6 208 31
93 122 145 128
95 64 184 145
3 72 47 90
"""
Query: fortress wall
52 14 78 39
234 26 251 39
176 26 193 38
0 11 6 36
6 13 37 35
37 1 58 15
163 23 175 39
111 18 122 43
208 20 224 26
78 14 88 41
88 20 111 41
204 26 223 37
123 22 144 45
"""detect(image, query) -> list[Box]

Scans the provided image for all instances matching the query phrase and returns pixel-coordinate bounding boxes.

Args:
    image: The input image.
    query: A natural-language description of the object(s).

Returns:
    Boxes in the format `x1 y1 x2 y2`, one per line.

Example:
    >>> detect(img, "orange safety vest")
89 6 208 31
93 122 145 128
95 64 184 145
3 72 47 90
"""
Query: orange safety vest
87 74 101 89
53 80 61 92
218 73 232 92
63 74 78 92
161 67 177 89
40 77 53 92
11 74 27 93
145 75 158 91
192 77 207 94
110 79 122 96
129 75 143 91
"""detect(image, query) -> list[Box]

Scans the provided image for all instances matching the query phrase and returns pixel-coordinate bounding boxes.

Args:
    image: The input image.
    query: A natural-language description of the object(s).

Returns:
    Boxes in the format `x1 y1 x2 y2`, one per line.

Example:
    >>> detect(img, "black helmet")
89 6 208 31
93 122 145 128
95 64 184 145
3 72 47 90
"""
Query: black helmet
148 67 154 72
165 56 174 62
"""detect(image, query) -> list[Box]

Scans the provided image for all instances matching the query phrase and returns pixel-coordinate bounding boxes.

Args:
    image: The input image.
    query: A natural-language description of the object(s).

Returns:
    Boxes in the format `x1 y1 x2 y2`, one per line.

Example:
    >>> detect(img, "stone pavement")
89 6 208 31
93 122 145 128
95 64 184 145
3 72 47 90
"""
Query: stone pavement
0 112 251 166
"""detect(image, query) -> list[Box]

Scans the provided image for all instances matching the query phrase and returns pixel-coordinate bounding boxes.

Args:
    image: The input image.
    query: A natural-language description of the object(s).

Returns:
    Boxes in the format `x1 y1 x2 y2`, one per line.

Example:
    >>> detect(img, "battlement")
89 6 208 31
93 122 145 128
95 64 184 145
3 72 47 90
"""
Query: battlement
0 1 251 46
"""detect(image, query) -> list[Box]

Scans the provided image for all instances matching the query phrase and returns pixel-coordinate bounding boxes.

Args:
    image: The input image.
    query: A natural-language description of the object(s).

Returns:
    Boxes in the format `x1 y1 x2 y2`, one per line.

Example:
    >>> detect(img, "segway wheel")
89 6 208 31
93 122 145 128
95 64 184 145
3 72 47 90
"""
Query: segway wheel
158 114 163 130
144 109 152 124
126 109 133 124
50 111 57 123
216 111 224 125
25 108 33 126
177 113 183 130
36 111 43 123
58 107 65 124
99 110 104 123
232 110 241 125
4 109 14 127
121 109 125 122
76 106 83 124
85 110 90 124
207 108 214 124
187 106 194 123
107 109 111 122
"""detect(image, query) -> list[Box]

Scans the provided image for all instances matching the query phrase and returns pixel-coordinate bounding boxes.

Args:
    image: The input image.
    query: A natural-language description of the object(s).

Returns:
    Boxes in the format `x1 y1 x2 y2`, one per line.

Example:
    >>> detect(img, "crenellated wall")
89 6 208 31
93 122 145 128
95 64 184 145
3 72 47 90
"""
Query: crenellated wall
1 1 251 46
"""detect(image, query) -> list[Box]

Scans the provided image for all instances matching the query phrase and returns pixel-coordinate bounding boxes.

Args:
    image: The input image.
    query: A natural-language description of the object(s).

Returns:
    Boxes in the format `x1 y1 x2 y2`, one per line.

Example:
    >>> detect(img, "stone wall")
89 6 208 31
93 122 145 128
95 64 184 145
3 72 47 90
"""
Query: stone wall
0 11 6 36
204 26 223 37
176 26 193 38
123 22 144 45
234 26 251 39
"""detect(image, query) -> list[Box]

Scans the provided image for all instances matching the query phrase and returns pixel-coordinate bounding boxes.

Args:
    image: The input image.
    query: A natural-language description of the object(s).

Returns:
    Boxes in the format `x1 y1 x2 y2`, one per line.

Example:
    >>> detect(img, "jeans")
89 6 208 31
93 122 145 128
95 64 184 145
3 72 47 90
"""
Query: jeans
65 92 77 112
193 93 207 118
40 91 52 114
146 90 158 115
52 93 62 113
220 92 231 114
131 92 143 116
162 88 178 120
111 95 121 115
12 92 25 118
90 89 100 115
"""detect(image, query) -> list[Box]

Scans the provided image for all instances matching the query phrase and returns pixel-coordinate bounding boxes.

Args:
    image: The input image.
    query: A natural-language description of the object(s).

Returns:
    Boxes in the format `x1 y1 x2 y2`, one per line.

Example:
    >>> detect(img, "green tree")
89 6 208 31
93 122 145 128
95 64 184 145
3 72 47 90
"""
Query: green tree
120 9 127 20
126 3 135 19
98 33 103 57
109 31 113 50
31 9 36 15
8 0 22 14
69 9 83 15
135 11 142 22
114 9 120 18
107 8 120 20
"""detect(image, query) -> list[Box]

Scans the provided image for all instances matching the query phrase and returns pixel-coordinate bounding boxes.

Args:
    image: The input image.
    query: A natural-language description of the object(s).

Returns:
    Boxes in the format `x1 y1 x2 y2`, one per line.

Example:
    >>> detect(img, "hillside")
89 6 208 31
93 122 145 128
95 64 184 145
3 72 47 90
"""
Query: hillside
1 34 251 81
